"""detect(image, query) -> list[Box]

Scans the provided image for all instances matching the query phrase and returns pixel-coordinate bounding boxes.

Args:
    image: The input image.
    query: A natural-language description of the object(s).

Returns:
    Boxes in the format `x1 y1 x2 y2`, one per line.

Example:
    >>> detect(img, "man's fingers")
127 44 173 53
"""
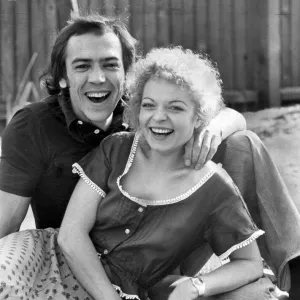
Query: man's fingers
205 135 222 162
183 135 195 166
195 131 211 169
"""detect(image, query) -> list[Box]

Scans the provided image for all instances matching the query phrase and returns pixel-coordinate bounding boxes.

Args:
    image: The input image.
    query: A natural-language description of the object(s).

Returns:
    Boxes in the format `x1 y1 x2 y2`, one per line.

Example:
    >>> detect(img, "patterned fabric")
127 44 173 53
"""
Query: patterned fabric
0 228 93 300
0 229 137 300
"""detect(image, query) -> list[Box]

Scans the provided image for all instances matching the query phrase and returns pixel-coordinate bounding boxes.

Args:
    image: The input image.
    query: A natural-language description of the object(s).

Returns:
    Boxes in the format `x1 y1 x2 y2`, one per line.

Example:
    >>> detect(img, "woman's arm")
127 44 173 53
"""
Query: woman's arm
168 241 263 299
184 107 246 169
57 178 121 300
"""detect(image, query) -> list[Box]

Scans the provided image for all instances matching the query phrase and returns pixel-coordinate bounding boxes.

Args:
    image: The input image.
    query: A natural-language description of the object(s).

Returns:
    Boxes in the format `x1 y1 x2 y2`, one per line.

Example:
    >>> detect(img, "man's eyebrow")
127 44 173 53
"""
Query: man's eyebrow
71 57 120 64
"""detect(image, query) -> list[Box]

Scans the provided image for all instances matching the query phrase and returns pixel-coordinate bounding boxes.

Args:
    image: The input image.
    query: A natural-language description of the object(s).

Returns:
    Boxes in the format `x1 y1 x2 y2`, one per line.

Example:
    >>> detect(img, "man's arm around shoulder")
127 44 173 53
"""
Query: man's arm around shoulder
0 190 30 239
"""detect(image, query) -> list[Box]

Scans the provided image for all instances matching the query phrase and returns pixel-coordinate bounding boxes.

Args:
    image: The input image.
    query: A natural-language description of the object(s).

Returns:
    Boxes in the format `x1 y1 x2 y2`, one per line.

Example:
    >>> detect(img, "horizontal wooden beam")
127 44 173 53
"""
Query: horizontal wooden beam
223 90 258 104
281 86 300 101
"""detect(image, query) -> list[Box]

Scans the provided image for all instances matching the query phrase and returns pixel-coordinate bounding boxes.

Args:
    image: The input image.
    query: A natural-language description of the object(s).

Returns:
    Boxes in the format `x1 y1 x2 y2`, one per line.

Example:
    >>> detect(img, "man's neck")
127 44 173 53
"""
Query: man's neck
91 113 113 131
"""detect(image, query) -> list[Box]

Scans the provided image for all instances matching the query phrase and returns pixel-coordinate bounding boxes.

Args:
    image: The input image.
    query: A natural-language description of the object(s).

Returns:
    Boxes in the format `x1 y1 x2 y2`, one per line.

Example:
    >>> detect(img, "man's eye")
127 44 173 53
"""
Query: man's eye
105 63 120 69
75 64 89 70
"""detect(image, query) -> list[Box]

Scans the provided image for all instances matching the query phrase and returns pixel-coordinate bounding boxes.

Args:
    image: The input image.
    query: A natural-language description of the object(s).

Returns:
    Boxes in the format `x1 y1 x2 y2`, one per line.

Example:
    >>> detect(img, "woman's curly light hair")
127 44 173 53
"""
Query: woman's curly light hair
124 46 225 130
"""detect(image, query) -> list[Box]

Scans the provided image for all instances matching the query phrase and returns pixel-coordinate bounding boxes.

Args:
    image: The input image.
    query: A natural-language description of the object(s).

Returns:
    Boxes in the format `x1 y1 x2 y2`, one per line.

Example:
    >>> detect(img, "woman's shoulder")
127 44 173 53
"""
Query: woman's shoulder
200 161 241 198
99 132 136 158
102 131 135 147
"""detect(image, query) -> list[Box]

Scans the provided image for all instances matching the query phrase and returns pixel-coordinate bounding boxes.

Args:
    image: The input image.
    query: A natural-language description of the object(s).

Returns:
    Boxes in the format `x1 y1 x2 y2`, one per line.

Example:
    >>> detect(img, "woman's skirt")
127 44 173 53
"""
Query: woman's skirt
0 228 93 300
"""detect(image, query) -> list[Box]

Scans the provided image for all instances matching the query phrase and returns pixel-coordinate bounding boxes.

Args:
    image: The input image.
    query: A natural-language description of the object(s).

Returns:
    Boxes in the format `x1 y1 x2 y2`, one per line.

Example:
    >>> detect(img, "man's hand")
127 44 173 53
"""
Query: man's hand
168 277 198 300
184 123 222 170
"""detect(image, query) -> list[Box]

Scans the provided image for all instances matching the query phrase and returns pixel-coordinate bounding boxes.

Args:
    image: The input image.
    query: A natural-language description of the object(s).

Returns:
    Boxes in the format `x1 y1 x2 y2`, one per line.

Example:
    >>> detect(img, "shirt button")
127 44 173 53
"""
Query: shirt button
138 207 144 212
94 129 100 134
77 120 83 125
125 229 130 234
103 249 108 255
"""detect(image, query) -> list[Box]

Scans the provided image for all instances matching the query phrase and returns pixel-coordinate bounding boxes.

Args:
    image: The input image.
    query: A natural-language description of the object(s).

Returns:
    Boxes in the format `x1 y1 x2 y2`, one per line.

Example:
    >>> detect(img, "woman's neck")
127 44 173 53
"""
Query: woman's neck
138 136 186 172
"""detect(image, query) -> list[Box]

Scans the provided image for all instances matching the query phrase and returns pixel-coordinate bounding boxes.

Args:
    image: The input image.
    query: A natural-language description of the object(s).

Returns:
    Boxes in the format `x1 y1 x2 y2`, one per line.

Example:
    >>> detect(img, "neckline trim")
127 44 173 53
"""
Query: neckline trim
116 132 217 207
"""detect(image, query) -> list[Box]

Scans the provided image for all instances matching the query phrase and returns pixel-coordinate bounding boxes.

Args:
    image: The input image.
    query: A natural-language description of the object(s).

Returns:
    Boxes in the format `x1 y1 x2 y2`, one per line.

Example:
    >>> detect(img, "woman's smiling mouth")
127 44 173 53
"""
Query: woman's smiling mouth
150 127 174 136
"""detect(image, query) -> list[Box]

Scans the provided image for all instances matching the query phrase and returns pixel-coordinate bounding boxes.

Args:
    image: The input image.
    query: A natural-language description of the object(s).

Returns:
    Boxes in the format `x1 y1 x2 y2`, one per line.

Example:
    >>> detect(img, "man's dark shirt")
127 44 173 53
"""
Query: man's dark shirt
0 95 127 229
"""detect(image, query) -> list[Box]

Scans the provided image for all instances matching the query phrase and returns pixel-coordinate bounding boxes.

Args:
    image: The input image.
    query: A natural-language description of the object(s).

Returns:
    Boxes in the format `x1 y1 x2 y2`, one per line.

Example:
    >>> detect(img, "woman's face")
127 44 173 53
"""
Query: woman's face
139 78 201 154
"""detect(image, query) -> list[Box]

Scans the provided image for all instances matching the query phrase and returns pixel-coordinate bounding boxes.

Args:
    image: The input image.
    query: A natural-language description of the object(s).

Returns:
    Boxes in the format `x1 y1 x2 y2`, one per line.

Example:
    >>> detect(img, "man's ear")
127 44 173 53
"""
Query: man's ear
59 78 67 89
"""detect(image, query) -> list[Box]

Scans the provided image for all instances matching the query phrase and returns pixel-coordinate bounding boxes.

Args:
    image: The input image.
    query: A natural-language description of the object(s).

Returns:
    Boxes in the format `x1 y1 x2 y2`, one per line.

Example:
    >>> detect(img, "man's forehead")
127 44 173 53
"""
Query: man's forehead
66 32 123 60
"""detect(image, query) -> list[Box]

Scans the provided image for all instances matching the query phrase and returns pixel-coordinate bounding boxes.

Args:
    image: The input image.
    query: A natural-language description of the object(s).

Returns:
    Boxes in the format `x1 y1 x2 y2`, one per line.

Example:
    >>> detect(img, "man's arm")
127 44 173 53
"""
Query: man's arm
184 107 246 169
0 190 31 238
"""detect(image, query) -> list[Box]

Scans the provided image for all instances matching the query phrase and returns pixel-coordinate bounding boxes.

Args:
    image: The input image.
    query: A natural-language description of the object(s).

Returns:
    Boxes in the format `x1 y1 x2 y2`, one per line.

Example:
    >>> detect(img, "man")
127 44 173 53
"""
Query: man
0 13 245 237
0 13 298 297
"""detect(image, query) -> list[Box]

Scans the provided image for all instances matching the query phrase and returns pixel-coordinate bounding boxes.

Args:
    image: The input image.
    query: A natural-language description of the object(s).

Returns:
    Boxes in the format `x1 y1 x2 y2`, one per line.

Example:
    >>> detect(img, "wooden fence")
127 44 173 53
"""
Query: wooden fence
1 0 300 120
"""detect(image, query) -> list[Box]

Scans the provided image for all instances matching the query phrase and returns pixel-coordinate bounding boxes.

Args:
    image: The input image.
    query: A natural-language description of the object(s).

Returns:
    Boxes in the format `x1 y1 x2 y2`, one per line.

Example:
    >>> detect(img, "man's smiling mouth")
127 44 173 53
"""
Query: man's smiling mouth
85 92 111 103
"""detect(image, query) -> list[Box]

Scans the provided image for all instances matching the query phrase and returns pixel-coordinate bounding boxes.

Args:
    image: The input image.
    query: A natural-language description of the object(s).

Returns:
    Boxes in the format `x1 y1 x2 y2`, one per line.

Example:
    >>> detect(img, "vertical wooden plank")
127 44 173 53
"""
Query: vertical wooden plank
245 0 261 90
1 0 16 106
0 0 2 106
78 0 91 14
291 0 300 86
143 0 156 53
130 0 144 51
116 0 130 15
233 0 247 90
280 0 291 87
15 0 30 93
56 0 72 29
207 0 220 63
30 0 47 95
219 0 234 89
170 0 183 46
195 0 208 52
157 0 170 47
45 0 58 57
267 0 281 107
182 0 194 50
104 0 116 16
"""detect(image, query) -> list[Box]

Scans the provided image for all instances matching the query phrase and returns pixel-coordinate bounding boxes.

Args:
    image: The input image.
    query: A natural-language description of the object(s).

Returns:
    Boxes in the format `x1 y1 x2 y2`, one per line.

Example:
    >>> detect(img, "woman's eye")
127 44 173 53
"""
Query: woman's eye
169 106 184 111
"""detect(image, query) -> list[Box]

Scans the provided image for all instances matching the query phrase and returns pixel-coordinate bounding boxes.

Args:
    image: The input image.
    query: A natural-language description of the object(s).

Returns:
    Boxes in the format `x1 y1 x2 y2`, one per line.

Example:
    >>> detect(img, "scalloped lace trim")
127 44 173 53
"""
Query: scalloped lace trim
72 163 106 198
112 285 140 300
219 230 265 261
116 132 217 207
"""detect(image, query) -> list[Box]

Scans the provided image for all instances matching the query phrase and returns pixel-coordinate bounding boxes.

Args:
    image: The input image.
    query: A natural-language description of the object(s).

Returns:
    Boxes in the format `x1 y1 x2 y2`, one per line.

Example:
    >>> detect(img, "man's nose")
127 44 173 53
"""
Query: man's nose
89 66 106 83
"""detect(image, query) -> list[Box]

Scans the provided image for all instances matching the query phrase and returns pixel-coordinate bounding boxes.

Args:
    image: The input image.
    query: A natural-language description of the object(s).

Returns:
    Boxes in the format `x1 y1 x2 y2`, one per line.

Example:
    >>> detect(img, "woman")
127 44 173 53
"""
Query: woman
0 47 269 300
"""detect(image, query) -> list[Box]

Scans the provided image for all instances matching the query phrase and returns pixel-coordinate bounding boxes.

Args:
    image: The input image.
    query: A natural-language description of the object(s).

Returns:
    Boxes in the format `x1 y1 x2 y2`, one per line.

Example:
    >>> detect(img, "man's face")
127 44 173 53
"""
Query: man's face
64 32 125 129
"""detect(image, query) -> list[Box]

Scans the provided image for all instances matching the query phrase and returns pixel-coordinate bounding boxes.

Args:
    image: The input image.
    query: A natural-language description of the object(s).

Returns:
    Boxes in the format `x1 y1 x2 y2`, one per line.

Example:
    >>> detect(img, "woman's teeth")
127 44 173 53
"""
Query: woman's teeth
86 92 110 103
150 128 173 135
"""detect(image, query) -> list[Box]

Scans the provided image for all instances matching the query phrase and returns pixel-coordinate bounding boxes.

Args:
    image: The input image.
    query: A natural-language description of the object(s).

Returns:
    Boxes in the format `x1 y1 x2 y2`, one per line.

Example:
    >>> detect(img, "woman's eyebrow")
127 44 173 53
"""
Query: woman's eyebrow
169 100 187 106
141 97 155 102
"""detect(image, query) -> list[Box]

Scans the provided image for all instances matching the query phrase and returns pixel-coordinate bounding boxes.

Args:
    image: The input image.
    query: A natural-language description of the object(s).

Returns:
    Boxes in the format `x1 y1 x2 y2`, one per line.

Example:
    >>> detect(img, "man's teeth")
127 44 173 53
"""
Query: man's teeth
86 92 109 98
151 128 173 134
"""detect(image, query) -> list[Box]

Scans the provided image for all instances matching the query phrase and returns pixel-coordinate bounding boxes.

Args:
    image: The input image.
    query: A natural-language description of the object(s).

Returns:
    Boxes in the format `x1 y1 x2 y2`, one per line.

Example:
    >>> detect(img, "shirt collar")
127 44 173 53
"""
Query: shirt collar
57 94 127 145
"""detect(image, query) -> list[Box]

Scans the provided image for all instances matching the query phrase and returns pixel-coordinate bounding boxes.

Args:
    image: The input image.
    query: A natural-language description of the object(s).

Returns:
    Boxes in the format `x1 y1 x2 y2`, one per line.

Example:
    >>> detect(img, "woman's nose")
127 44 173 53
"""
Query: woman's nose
153 108 167 121
89 67 106 83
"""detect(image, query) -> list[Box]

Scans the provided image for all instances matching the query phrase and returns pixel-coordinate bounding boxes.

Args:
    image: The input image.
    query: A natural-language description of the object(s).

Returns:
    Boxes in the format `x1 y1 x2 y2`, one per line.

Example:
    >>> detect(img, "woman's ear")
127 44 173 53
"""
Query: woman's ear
194 115 203 130
59 78 67 89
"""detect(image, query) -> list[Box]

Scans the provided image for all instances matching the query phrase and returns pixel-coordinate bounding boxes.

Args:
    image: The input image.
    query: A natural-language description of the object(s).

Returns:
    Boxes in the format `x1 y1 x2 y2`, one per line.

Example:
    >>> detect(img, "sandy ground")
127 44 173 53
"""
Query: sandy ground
1 105 300 231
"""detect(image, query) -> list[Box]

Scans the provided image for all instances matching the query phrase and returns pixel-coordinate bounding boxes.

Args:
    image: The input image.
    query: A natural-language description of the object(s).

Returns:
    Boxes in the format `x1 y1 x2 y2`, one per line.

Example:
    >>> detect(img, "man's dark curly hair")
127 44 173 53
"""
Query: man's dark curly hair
40 13 138 96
